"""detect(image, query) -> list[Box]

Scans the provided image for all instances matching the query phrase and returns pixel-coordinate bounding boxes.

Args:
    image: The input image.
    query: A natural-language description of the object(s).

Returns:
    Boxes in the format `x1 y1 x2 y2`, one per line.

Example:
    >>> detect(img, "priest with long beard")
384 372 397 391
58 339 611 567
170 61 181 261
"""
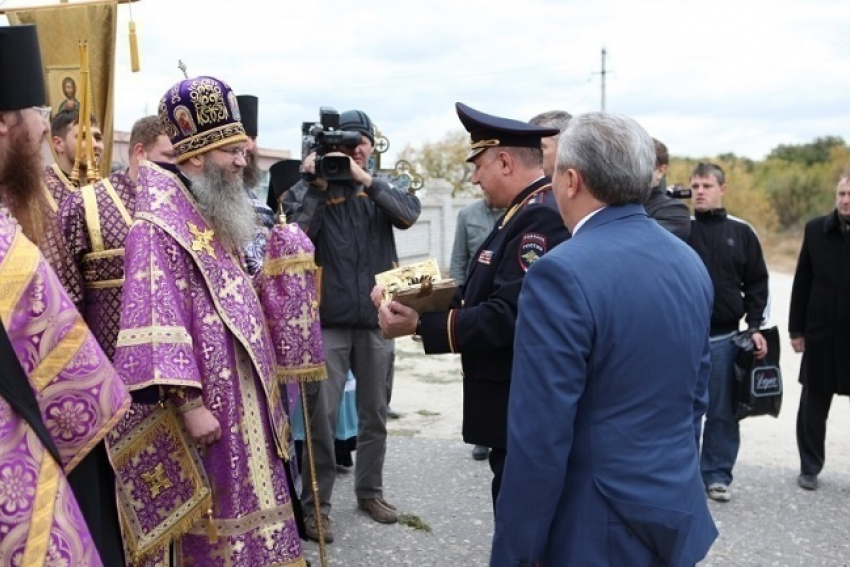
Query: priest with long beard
112 75 306 566
0 25 130 566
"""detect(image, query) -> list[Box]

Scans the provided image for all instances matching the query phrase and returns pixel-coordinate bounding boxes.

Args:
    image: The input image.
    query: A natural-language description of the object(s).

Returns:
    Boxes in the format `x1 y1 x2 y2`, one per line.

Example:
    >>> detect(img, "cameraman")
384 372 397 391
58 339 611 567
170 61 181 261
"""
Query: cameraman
645 138 690 240
283 110 420 541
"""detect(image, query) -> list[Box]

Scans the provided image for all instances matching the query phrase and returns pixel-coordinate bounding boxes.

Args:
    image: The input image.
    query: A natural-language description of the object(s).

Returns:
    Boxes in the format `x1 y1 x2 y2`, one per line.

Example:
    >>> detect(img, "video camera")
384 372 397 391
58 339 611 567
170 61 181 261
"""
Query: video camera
667 184 692 199
301 106 362 181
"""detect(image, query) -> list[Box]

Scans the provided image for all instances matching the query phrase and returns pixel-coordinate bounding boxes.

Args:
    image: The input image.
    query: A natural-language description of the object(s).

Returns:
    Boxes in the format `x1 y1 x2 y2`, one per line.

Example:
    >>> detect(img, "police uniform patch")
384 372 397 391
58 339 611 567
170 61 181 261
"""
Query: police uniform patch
518 232 547 271
478 250 493 265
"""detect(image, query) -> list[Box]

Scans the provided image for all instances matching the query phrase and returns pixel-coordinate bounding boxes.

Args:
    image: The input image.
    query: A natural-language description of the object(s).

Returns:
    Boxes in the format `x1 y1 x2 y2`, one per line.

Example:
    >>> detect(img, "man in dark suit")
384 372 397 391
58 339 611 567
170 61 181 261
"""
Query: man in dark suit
789 170 850 491
377 102 571 506
490 112 717 567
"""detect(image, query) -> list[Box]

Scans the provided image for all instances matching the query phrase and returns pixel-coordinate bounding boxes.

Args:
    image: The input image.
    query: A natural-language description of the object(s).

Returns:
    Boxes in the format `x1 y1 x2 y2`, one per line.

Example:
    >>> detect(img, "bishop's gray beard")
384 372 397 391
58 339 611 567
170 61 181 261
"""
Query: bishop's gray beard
242 154 262 189
188 157 257 253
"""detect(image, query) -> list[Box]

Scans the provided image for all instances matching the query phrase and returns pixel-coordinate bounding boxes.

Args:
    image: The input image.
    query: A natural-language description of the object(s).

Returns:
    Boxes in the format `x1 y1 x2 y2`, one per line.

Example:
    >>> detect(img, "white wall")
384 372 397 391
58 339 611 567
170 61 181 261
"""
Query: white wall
394 193 477 275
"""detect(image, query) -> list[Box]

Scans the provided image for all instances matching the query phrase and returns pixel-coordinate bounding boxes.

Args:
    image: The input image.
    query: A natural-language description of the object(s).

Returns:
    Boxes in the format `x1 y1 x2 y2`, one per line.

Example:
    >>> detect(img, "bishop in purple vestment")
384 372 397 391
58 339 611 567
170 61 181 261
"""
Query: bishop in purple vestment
113 76 306 566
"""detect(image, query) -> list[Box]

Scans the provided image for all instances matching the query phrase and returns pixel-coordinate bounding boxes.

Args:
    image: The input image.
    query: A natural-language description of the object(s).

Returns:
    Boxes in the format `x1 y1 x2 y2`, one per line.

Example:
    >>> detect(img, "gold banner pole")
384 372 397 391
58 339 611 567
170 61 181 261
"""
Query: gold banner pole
69 41 85 184
299 383 328 567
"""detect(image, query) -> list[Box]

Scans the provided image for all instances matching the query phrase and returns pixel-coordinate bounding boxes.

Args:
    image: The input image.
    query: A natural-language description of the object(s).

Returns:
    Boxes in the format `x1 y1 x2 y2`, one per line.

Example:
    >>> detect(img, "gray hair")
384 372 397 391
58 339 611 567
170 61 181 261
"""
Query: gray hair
529 110 572 135
555 112 654 205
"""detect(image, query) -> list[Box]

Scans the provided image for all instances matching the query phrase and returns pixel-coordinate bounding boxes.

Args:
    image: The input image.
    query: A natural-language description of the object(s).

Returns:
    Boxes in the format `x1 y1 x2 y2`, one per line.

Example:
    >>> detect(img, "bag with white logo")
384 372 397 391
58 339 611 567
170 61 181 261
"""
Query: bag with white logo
732 326 782 419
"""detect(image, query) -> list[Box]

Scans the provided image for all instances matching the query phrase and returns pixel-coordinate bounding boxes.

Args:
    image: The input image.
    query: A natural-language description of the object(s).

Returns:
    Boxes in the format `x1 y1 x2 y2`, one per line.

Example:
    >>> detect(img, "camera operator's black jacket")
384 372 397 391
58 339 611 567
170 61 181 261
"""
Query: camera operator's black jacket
283 175 421 328
687 208 769 336
644 187 690 240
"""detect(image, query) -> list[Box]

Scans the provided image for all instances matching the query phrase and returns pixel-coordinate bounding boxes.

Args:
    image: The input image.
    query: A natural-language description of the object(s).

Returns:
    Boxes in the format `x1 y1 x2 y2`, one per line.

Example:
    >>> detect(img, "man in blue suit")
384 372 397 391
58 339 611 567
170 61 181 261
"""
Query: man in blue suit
491 112 718 567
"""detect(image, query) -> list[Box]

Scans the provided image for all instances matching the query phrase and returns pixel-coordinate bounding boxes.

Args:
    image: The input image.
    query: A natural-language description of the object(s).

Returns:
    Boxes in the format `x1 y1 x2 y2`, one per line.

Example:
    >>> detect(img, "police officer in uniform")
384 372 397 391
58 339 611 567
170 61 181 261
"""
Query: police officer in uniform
377 102 571 507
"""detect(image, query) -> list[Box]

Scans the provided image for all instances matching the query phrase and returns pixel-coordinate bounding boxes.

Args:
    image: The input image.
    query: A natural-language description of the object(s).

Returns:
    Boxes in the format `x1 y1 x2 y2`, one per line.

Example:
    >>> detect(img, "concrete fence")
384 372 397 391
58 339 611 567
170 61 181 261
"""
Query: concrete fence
394 182 478 274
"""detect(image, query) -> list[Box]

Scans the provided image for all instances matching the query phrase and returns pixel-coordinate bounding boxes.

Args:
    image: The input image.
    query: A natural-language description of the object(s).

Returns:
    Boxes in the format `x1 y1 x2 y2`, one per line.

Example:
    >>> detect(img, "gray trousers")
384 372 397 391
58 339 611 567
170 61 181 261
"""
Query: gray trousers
301 327 395 514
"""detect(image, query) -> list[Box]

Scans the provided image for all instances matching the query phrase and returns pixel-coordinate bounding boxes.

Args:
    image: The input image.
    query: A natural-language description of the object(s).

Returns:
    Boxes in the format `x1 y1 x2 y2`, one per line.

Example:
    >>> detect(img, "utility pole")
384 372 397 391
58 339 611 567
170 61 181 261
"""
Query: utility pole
600 47 607 112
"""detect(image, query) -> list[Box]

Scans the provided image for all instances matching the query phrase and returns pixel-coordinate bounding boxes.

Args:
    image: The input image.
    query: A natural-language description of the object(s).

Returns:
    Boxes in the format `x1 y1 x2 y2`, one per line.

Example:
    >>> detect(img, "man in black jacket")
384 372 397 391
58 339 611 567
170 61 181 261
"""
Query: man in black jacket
284 109 421 540
377 103 571 507
645 138 690 240
687 162 769 503
789 171 850 491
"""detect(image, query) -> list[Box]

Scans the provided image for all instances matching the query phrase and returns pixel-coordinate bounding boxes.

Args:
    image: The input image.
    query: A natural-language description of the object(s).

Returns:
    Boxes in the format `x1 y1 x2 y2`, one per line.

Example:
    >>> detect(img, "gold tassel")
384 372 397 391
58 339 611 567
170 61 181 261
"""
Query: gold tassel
128 21 140 72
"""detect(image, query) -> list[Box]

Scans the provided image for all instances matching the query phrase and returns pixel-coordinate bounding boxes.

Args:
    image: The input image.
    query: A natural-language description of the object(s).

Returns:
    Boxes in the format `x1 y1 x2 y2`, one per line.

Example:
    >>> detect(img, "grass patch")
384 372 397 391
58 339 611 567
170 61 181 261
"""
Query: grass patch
417 372 460 384
389 428 420 437
417 409 441 417
398 513 433 534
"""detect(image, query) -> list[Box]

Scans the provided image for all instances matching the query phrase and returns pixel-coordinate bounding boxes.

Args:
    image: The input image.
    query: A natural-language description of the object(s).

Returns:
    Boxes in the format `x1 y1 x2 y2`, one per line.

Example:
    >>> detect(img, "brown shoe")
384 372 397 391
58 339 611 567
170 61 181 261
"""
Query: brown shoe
303 513 334 543
357 498 398 524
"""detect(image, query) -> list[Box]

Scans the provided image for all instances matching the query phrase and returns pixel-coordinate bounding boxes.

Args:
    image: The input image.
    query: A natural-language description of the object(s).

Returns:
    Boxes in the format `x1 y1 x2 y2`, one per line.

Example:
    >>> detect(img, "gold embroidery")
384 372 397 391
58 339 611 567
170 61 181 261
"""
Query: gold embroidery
41 182 58 212
447 309 458 354
499 184 552 229
470 138 501 150
235 344 277 509
29 316 89 391
174 123 248 164
84 278 125 289
141 463 173 498
82 247 125 261
116 326 194 347
275 365 327 384
81 183 105 253
0 229 39 327
187 503 295 537
188 222 216 258
22 454 61 566
111 403 211 563
261 254 317 278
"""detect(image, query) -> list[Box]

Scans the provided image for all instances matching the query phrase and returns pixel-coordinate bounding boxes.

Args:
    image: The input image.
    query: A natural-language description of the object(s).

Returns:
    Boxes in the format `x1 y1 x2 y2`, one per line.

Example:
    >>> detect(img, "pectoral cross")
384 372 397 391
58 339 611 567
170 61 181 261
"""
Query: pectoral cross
141 463 173 498
188 223 216 259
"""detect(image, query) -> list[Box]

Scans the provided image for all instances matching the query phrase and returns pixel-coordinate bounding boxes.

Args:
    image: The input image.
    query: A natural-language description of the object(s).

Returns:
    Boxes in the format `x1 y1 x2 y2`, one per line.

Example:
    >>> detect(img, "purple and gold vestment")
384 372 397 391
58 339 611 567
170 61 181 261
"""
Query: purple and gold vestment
57 169 135 359
113 162 305 566
0 210 130 566
40 164 80 294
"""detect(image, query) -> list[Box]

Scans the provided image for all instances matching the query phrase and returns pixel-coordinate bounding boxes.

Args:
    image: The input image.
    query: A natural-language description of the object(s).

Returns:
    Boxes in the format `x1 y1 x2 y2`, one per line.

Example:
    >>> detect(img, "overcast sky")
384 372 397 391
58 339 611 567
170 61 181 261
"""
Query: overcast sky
4 0 849 165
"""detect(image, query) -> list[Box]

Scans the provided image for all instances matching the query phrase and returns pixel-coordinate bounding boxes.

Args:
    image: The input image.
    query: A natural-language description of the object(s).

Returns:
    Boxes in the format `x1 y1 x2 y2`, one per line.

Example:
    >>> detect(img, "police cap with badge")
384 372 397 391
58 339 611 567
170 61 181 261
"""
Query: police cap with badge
455 102 559 162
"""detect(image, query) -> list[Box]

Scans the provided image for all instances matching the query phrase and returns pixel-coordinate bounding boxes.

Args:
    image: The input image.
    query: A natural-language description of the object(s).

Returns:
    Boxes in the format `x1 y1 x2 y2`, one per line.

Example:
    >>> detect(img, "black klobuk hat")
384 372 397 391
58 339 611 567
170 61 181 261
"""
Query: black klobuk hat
236 94 259 137
0 25 47 112
266 159 303 211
